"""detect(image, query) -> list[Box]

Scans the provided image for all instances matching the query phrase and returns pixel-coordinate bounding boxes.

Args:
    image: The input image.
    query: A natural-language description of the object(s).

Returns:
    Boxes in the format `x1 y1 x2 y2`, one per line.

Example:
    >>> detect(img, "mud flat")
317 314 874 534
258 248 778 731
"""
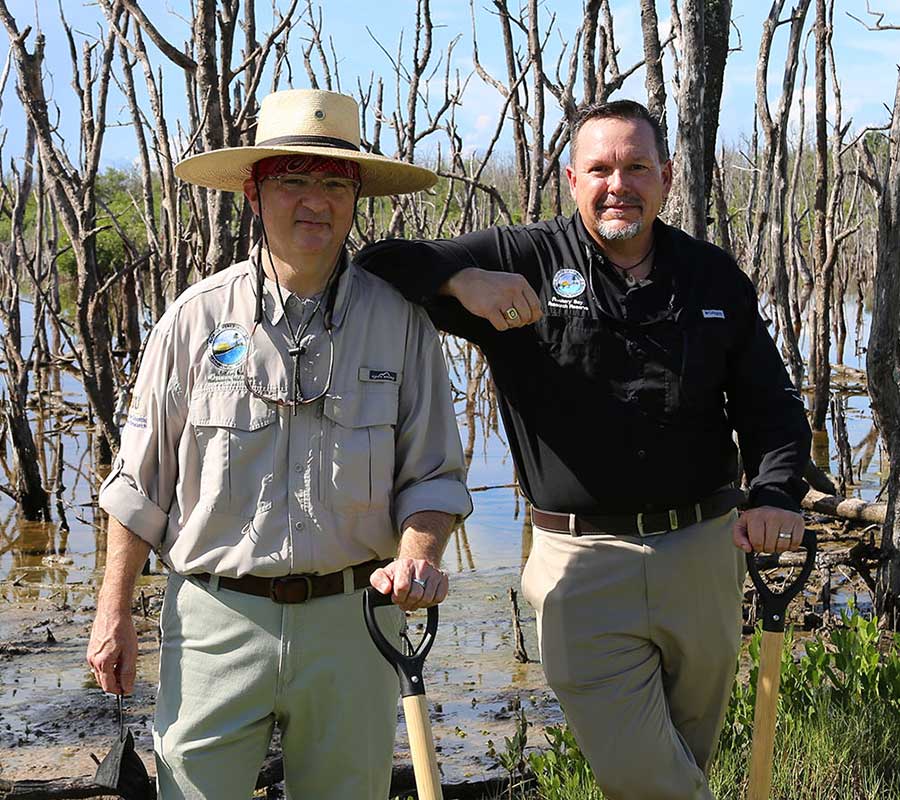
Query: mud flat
0 567 562 791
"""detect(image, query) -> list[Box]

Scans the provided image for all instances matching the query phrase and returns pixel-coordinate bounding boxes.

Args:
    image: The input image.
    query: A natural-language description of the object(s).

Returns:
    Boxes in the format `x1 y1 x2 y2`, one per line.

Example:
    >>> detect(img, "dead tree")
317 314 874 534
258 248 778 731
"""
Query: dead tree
639 0 667 138
701 0 733 207
869 73 900 628
809 0 859 431
0 2 125 465
670 0 708 239
0 123 49 519
747 0 810 389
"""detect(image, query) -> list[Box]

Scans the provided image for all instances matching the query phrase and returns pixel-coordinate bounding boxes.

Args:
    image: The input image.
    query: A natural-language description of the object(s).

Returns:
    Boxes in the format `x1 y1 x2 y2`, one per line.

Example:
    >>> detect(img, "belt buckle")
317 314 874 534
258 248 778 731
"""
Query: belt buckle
270 574 313 604
636 512 666 538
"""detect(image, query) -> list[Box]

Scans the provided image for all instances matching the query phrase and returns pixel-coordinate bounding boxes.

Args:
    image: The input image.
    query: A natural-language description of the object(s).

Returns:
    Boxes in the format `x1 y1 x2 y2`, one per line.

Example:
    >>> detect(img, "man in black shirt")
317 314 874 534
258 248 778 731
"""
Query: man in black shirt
357 100 811 799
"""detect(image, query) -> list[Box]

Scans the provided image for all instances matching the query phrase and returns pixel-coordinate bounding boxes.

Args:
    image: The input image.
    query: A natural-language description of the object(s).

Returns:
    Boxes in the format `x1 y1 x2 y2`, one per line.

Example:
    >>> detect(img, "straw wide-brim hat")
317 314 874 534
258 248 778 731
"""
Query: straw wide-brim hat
174 89 436 197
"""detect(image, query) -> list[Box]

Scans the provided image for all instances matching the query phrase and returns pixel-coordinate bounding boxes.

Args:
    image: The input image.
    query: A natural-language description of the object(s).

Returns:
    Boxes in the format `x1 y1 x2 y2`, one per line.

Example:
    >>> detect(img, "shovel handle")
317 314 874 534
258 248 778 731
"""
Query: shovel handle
363 586 438 697
403 695 444 800
364 587 444 800
747 629 785 800
746 529 817 632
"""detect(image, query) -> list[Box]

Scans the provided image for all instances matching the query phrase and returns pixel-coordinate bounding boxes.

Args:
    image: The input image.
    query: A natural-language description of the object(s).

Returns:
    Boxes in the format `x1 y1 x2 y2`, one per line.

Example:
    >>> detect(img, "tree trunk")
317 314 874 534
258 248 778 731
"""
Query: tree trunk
810 0 831 431
672 0 707 239
869 75 900 628
639 0 667 137
701 0 732 206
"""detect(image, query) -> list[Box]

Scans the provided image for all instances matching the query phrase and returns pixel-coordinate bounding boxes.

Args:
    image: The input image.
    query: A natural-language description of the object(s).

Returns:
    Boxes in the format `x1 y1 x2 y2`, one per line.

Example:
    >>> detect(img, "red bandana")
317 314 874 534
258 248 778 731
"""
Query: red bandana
252 154 360 181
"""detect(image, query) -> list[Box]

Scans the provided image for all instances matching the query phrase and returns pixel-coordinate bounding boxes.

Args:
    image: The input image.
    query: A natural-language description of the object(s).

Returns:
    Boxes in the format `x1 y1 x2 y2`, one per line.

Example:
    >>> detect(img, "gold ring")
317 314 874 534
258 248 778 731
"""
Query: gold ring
505 307 520 321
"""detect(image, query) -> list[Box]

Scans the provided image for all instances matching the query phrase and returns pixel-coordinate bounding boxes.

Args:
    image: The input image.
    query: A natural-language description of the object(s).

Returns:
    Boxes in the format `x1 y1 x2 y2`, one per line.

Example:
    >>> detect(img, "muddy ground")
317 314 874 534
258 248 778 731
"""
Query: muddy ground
0 567 562 793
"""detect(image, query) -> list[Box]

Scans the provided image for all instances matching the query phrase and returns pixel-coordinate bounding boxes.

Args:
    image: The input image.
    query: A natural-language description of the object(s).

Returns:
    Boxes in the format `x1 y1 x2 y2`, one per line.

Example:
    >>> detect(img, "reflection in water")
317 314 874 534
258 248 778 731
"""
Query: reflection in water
453 525 476 572
1 520 75 605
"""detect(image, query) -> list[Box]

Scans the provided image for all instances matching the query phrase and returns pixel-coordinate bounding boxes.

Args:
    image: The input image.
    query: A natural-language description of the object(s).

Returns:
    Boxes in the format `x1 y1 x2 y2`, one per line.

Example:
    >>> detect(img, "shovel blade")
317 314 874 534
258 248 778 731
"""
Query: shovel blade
93 728 153 800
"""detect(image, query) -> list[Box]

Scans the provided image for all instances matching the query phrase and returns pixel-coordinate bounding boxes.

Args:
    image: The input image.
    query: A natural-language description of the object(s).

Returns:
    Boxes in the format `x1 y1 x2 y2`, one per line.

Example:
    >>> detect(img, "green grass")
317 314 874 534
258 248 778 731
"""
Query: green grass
710 697 900 800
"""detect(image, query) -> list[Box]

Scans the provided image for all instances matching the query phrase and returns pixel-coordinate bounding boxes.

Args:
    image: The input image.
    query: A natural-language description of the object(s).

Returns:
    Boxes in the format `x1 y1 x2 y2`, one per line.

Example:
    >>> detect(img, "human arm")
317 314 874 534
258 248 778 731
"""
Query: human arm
369 306 472 606
86 517 151 694
356 227 543 338
88 313 186 690
725 275 812 554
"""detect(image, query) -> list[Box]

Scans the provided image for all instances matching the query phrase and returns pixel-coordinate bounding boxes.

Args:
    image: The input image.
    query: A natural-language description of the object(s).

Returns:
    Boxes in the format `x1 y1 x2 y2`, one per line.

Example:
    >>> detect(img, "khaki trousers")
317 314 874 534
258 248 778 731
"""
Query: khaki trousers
154 573 402 800
522 511 745 800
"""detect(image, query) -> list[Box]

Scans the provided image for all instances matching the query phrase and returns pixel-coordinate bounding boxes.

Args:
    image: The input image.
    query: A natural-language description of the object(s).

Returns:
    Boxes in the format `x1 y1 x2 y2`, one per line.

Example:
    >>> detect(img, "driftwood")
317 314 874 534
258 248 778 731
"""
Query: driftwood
801 488 887 524
0 759 508 800
508 587 530 663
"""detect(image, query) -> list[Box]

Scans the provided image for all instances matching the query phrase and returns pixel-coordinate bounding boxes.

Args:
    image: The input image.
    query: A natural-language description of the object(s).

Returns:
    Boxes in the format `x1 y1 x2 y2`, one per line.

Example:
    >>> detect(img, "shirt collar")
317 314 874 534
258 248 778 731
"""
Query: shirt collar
249 248 355 329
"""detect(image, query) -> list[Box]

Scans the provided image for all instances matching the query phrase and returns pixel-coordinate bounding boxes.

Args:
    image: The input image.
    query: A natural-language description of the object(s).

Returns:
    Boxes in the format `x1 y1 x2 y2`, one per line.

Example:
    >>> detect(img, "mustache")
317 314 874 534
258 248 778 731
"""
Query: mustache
598 196 643 208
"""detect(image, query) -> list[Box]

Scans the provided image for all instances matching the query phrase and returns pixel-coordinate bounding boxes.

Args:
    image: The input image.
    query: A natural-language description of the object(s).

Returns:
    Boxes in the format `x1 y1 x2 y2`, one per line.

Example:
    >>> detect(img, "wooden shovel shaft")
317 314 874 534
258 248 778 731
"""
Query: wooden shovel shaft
748 630 784 800
403 694 443 800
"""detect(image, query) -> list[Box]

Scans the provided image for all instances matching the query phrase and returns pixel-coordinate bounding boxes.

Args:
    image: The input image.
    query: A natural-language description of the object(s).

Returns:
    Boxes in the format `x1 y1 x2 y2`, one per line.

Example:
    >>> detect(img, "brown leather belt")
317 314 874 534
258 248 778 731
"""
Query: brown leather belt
532 489 744 538
194 558 392 604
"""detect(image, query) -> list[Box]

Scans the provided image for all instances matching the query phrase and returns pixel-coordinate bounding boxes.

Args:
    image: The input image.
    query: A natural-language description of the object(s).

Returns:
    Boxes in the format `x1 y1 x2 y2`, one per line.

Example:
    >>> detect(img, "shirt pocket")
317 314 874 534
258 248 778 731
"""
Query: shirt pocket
319 386 399 514
188 392 277 519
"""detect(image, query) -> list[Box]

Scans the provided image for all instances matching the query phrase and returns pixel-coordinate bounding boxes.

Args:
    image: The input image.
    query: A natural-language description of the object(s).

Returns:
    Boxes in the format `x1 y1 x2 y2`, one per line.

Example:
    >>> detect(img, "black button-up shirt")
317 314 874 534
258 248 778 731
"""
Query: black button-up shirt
357 214 811 515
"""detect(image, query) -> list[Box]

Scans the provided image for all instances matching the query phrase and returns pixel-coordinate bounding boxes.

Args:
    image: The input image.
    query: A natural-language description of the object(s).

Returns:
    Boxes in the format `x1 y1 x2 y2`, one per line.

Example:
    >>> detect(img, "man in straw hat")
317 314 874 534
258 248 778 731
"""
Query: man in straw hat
87 88 471 799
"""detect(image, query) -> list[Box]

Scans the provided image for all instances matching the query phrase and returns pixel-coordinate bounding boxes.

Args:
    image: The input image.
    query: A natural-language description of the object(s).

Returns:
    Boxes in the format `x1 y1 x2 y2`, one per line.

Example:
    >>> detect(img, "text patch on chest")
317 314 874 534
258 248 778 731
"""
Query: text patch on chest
359 367 400 383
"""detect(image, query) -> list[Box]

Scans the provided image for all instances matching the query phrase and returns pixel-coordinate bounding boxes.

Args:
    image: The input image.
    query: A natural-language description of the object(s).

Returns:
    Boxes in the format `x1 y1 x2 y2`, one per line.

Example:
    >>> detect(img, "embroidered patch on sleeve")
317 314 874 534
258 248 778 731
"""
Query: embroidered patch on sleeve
702 309 726 319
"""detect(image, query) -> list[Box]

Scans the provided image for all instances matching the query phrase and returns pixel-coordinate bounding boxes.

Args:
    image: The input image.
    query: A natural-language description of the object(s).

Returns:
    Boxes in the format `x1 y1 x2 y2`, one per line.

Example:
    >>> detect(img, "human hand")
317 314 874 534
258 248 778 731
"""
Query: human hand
443 268 543 330
369 558 449 611
87 604 139 695
732 506 805 554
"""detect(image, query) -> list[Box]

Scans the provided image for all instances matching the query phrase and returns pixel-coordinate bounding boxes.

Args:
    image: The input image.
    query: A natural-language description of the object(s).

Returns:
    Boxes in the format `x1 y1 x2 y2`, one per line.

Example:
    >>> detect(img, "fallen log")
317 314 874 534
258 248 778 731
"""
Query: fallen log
801 489 886 524
0 758 508 800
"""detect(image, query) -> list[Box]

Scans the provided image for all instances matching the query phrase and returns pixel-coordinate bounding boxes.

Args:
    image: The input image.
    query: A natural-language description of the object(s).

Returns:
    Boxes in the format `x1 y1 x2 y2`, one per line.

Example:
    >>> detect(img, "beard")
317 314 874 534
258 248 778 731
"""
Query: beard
594 217 644 241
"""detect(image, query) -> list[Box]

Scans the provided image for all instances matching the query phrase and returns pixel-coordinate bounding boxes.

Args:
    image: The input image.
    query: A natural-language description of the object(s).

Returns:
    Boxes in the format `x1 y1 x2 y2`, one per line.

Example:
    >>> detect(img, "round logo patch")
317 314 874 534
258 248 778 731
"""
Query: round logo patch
208 323 249 369
552 269 586 299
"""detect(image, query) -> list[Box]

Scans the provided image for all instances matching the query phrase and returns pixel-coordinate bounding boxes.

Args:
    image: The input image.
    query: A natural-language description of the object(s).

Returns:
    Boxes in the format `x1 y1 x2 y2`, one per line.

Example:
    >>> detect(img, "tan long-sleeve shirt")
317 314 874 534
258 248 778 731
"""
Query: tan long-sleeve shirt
98 257 472 577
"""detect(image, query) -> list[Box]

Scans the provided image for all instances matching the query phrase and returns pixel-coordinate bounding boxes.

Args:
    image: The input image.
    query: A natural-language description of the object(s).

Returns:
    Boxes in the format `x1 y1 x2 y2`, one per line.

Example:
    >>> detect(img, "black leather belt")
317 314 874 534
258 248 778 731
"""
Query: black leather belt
194 558 392 603
532 489 744 538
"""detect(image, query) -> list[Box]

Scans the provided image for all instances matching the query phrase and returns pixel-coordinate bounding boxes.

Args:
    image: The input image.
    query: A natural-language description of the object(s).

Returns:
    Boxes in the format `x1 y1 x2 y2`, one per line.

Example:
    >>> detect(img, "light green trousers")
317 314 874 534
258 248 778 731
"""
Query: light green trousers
154 573 402 800
522 510 745 800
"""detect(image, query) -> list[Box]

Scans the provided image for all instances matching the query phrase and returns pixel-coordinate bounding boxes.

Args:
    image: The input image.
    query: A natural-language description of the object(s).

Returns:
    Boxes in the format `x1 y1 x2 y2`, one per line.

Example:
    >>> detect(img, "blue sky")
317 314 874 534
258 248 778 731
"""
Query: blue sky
0 0 898 170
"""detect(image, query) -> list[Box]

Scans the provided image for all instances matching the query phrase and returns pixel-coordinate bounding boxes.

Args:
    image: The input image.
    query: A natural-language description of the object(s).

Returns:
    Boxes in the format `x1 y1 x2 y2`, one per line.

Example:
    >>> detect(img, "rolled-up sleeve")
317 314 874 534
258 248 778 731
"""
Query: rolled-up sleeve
392 306 473 531
98 313 187 547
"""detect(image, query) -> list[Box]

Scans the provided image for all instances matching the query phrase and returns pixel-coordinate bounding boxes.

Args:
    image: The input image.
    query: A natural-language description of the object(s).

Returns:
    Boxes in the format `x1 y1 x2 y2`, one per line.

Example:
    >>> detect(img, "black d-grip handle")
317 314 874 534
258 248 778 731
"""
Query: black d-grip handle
746 528 817 633
363 587 439 698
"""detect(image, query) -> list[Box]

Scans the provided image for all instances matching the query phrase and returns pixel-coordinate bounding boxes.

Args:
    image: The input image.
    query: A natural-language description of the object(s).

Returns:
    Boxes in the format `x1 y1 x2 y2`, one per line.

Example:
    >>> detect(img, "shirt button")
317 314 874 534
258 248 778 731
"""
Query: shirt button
295 521 305 531
637 449 647 460
294 463 303 473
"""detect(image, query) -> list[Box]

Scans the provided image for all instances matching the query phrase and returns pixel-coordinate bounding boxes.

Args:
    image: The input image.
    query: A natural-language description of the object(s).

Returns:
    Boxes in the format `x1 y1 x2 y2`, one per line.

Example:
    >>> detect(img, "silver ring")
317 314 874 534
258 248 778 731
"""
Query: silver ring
504 307 520 321
412 578 428 589
777 532 792 539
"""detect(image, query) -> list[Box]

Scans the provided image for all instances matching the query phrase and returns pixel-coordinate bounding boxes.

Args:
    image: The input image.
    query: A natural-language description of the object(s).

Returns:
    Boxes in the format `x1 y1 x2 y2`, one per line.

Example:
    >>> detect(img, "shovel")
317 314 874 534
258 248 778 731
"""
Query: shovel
363 586 443 800
92 693 153 800
745 528 816 800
